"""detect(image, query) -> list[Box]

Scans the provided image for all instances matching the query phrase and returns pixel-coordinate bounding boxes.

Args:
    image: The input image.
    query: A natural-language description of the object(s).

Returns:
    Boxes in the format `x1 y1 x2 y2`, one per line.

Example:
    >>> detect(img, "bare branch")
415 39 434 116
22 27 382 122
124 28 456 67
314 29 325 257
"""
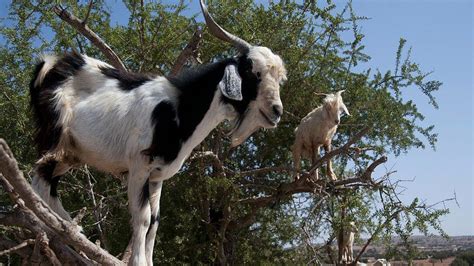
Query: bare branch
82 0 94 25
72 207 88 224
0 239 33 259
30 234 44 265
0 178 92 265
75 36 85 53
426 195 458 209
353 210 402 264
0 173 25 207
234 166 293 176
0 238 35 257
169 28 203 77
36 233 62 266
360 155 388 181
52 5 127 72
84 166 109 250
0 139 123 265
453 190 460 208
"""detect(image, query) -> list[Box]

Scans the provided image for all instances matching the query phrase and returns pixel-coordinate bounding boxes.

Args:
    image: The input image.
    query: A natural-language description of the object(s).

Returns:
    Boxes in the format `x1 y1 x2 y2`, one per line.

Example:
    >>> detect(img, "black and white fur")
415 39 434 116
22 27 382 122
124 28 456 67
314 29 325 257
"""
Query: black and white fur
29 2 286 265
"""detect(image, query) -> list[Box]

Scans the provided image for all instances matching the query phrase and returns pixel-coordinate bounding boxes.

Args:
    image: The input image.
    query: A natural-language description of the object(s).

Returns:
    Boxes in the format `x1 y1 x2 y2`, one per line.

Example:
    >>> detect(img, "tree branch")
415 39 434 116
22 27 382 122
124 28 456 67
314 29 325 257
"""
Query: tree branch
0 238 35 257
233 166 293 177
360 155 387 181
227 129 386 236
169 28 203 77
35 233 62 266
0 139 123 265
82 0 94 25
0 188 92 264
352 210 402 264
84 166 109 250
52 5 127 72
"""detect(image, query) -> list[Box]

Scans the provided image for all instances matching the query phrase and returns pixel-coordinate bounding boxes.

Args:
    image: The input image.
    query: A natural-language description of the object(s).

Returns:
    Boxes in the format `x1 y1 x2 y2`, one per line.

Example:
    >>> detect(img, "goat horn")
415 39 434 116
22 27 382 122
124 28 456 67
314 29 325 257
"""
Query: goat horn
200 0 251 54
314 92 329 97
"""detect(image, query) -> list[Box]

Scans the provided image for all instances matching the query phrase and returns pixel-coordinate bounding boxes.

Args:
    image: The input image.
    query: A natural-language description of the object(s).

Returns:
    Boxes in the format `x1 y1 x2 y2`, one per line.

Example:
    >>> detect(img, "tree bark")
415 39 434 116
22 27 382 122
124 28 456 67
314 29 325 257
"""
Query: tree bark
0 139 123 265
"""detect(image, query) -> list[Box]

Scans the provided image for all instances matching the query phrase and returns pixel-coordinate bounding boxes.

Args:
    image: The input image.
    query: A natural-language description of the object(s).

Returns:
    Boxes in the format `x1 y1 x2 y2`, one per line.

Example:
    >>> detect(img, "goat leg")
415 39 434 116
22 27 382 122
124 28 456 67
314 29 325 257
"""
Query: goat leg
324 144 337 181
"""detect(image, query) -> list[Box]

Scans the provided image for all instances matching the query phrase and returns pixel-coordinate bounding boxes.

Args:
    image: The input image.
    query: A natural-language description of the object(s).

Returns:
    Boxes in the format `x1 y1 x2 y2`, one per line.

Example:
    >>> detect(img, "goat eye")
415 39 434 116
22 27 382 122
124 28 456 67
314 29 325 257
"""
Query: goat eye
256 72 261 78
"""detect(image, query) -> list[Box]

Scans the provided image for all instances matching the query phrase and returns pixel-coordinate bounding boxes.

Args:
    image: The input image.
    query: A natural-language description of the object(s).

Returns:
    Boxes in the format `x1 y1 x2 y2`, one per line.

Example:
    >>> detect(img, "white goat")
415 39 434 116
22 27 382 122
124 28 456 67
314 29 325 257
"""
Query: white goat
341 221 358 263
292 90 349 180
374 259 391 266
29 1 287 265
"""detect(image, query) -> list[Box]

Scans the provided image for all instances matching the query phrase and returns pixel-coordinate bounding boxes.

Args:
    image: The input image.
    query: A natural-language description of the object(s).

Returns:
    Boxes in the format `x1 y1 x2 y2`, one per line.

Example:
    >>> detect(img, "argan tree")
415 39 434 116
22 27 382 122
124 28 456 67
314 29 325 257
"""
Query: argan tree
0 1 452 265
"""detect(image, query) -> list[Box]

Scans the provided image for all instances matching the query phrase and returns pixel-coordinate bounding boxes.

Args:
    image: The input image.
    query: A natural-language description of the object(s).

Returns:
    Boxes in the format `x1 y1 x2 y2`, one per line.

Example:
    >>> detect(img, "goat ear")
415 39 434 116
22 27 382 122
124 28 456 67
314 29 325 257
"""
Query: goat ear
336 90 345 96
219 64 242 101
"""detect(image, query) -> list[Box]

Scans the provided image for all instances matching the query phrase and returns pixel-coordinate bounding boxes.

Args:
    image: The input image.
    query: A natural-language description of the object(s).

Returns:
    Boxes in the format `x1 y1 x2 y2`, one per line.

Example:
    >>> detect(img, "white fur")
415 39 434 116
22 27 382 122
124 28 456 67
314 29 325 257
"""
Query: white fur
341 221 358 263
248 46 287 84
292 91 349 180
374 259 391 266
34 55 57 87
229 46 287 146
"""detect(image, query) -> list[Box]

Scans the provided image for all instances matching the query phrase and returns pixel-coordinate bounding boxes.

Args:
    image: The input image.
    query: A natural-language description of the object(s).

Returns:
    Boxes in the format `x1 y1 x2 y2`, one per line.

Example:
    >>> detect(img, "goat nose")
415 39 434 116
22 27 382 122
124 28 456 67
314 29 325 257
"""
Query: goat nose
272 105 283 118
335 119 340 125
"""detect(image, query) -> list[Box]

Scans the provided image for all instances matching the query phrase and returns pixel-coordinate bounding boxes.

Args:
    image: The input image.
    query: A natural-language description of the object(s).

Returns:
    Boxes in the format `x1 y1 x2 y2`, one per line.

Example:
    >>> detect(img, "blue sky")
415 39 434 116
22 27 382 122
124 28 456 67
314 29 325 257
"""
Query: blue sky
1 0 472 236
342 0 473 236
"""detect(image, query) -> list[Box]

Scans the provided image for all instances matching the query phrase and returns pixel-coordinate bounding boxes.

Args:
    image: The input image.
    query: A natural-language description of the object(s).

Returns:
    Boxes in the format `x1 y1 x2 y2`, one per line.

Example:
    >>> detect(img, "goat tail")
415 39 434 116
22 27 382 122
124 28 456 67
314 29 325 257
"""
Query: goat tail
30 55 57 89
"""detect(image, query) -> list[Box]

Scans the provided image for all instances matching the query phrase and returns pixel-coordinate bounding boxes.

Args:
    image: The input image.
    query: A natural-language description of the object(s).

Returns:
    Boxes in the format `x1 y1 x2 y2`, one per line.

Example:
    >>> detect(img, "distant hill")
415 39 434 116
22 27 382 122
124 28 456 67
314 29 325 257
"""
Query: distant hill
354 235 474 261
400 235 474 251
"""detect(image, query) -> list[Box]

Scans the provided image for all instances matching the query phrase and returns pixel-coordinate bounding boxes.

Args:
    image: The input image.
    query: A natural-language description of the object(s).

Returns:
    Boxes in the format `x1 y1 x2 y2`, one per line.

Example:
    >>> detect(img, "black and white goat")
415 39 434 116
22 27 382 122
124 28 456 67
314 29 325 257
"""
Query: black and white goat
29 1 287 265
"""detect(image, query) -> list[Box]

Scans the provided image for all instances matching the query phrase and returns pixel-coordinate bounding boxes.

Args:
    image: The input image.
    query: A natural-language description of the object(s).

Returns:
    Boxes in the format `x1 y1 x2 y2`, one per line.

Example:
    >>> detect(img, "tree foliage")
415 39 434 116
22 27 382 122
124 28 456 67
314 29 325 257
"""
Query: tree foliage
0 0 450 264
451 251 474 266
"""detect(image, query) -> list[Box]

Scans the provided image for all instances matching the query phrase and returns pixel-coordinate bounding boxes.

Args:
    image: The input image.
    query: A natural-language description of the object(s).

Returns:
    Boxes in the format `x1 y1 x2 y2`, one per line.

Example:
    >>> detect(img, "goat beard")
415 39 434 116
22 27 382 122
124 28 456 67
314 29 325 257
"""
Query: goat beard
228 109 261 147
